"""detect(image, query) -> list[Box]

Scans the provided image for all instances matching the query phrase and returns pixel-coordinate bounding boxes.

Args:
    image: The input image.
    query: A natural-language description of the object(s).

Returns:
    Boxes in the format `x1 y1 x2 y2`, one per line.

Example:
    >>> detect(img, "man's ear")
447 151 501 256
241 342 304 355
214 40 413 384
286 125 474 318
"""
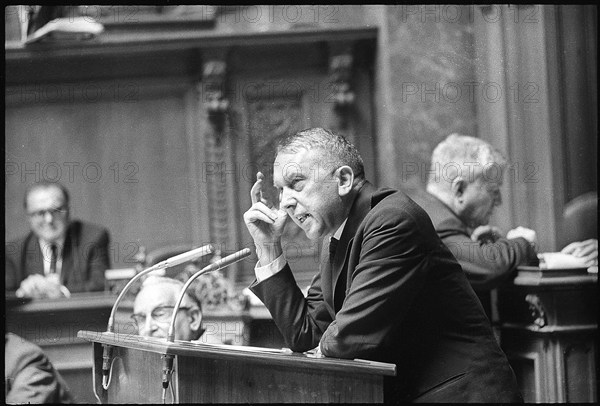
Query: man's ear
188 308 202 332
451 177 467 198
335 166 354 197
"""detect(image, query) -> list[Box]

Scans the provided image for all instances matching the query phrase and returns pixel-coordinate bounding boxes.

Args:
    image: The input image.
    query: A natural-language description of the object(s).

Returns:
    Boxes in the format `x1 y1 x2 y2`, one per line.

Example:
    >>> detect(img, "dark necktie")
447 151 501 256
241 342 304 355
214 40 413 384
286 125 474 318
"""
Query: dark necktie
329 237 339 264
49 244 57 274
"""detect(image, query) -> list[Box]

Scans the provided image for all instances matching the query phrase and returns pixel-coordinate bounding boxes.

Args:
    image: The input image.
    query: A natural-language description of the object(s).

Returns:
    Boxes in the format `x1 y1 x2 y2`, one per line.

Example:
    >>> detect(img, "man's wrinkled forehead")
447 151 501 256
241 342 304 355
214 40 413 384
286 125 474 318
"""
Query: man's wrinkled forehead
273 149 338 185
135 283 179 308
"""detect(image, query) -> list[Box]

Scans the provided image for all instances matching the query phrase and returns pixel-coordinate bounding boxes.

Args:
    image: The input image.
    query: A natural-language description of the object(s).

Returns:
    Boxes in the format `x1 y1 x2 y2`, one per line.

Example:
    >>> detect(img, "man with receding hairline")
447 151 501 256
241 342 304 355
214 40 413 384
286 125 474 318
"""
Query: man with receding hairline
410 134 539 317
243 127 522 402
6 180 110 296
132 275 205 341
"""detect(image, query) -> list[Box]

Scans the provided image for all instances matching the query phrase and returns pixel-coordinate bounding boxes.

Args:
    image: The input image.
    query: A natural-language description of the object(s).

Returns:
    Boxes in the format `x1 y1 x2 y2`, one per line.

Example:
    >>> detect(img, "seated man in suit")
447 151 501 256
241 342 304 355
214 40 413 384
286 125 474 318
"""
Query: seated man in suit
243 127 522 402
5 332 74 404
6 181 110 297
409 134 539 317
132 275 207 342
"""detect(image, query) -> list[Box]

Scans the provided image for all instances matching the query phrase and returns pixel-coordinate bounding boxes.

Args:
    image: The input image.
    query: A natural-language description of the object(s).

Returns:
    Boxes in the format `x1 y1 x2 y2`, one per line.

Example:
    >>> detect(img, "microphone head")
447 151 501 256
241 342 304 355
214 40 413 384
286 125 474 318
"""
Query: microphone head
212 248 251 269
163 244 214 268
166 248 251 342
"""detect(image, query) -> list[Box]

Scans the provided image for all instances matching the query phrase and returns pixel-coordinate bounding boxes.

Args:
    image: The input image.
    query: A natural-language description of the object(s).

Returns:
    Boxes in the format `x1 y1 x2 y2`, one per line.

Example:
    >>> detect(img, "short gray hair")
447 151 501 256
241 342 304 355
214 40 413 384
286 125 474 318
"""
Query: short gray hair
427 133 507 191
139 275 202 311
277 127 365 180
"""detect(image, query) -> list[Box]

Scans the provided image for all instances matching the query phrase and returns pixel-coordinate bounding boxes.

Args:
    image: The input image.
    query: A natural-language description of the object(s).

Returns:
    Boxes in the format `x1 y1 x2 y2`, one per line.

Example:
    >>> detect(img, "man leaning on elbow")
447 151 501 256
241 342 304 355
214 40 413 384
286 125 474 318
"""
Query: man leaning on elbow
243 127 523 403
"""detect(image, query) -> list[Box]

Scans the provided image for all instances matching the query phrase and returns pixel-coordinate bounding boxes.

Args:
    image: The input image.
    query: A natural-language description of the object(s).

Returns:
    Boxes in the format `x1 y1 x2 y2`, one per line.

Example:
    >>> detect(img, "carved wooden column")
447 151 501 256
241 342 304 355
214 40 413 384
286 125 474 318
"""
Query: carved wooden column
328 41 355 132
198 48 234 261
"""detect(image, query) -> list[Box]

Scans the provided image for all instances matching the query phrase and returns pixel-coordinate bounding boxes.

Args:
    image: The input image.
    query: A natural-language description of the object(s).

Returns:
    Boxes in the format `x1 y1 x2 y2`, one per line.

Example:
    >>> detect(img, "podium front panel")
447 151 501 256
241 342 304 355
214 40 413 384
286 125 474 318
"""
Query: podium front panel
85 331 394 403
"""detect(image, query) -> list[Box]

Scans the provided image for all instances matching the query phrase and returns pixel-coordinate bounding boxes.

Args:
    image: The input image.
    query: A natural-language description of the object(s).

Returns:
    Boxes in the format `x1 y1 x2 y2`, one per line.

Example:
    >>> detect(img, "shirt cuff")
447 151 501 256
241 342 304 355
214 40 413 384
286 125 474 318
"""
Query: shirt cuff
255 254 287 283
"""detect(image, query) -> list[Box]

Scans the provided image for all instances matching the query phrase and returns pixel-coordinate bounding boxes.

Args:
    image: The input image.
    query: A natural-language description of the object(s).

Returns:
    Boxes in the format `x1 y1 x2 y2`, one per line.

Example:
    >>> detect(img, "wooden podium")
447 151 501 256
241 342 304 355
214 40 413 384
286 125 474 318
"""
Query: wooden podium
78 331 396 403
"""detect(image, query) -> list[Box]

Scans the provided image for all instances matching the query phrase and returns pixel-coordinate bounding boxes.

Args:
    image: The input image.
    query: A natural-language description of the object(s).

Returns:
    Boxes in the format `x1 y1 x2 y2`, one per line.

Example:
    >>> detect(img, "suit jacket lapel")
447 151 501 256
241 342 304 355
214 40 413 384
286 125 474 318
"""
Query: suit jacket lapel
24 234 44 277
331 181 377 312
320 236 335 318
61 223 76 286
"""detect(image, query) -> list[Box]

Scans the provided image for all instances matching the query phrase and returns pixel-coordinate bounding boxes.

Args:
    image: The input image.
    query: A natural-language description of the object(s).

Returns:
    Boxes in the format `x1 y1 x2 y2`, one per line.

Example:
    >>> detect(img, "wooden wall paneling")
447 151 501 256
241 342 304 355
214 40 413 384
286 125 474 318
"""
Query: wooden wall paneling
5 77 202 267
346 45 377 185
5 28 378 281
226 42 322 290
184 80 212 248
233 71 321 289
325 40 377 185
222 41 375 291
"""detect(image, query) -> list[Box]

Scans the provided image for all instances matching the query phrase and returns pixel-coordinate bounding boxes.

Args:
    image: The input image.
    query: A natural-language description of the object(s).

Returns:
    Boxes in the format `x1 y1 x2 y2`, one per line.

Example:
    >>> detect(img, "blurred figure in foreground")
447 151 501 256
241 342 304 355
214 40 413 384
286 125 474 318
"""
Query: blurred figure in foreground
5 333 73 404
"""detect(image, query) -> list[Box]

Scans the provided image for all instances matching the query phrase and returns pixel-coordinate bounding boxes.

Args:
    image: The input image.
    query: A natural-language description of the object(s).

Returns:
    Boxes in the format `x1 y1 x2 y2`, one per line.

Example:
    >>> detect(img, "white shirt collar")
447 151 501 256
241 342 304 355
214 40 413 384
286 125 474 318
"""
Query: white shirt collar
38 236 66 254
332 218 348 240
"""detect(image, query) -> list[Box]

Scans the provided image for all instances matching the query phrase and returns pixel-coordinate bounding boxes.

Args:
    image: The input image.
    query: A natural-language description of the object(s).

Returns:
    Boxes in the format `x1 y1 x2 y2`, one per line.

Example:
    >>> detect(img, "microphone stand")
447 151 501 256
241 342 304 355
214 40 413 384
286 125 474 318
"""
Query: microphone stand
161 248 251 400
101 244 214 390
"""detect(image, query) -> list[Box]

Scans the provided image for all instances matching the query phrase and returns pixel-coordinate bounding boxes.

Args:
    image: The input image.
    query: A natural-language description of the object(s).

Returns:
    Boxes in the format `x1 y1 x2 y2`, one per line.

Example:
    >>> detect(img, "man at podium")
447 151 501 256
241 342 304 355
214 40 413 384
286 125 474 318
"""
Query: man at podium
243 128 522 402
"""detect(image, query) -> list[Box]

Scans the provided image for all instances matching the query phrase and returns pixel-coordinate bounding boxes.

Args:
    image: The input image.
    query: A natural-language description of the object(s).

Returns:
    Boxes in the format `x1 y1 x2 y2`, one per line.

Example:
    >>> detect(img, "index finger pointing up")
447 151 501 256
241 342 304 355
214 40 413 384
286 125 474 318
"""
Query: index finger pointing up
250 171 265 204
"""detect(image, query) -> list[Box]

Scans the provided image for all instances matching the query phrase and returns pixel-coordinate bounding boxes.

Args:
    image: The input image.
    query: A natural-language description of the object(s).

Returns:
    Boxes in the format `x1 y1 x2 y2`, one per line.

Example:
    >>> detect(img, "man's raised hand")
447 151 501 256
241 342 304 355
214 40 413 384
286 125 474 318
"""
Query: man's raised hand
243 172 288 264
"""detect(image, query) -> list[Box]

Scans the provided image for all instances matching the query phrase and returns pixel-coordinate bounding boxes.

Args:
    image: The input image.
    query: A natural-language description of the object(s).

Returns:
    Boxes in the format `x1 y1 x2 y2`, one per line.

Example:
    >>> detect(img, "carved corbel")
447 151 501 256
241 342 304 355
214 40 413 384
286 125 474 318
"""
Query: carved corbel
525 294 547 328
199 50 229 134
328 41 355 129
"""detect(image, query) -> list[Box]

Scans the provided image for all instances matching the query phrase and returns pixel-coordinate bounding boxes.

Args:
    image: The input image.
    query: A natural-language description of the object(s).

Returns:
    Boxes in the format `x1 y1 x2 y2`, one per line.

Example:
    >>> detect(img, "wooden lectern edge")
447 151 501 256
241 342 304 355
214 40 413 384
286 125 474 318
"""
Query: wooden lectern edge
78 330 396 376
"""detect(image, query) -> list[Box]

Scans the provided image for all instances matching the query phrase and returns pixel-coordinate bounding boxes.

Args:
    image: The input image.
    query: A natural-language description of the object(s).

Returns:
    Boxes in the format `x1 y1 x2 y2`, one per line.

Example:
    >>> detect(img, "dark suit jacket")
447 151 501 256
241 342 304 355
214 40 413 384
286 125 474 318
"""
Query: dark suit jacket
251 182 522 402
5 220 110 293
5 333 73 404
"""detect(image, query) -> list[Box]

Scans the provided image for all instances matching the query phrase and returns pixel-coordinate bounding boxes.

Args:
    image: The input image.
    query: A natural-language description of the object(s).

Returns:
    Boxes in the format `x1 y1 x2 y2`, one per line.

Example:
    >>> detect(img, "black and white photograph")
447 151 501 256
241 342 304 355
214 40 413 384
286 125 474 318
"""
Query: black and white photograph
4 5 597 403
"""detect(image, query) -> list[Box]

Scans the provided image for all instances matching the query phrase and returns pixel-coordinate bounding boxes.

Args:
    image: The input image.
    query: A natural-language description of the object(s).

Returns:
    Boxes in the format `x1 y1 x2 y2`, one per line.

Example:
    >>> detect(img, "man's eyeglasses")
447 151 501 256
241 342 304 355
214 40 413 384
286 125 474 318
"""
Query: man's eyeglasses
131 306 192 326
28 206 68 220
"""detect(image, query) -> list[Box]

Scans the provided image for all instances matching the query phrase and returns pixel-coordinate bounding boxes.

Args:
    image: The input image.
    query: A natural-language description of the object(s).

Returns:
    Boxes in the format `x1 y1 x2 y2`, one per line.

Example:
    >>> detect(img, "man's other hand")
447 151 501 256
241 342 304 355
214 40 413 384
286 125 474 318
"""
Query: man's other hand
16 274 70 299
506 226 537 245
471 225 503 244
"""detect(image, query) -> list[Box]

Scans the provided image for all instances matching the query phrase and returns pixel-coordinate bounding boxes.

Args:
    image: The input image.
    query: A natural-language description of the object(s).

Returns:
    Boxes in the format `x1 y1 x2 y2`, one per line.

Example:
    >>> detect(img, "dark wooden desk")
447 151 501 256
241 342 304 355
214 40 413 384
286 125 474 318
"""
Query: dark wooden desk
78 330 396 403
497 268 597 403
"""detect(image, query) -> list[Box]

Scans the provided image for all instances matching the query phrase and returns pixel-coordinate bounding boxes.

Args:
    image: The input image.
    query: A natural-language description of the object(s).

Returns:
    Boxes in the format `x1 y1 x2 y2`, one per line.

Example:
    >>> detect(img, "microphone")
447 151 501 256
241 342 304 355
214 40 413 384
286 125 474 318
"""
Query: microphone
101 244 214 390
160 248 251 394
152 245 218 269
166 248 251 342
